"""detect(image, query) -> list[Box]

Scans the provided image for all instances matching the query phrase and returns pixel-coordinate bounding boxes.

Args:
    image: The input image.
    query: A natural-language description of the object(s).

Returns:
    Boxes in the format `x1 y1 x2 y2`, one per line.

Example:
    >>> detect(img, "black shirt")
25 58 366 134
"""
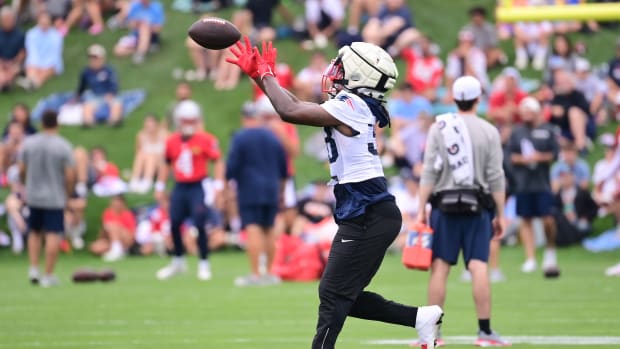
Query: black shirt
246 0 280 27
550 90 590 137
509 123 559 193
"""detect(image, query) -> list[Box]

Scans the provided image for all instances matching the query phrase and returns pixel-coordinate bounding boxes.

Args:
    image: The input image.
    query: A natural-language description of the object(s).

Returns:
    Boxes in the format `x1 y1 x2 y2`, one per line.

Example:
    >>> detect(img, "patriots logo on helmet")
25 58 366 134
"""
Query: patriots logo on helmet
447 144 460 155
337 94 355 110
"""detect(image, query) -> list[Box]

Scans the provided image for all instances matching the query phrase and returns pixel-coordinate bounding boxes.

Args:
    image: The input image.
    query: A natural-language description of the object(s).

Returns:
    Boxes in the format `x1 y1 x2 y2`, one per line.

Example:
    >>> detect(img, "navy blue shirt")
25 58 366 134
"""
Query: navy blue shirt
608 57 620 88
76 65 119 97
0 28 25 60
378 5 414 28
226 127 287 206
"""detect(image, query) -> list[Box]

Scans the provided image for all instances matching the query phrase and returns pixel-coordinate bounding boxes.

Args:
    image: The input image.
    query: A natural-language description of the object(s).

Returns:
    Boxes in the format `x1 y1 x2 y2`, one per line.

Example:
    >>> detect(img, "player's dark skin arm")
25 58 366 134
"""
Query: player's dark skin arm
254 75 358 136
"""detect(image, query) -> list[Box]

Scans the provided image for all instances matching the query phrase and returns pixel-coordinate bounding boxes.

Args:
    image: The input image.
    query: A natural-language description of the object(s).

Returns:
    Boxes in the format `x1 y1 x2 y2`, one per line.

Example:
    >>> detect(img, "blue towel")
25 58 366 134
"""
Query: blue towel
582 229 620 252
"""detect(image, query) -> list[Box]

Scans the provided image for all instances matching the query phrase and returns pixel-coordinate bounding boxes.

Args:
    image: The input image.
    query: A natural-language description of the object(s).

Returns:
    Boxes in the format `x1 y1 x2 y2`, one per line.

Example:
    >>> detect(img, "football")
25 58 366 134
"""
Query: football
98 269 116 282
72 268 99 283
188 17 241 50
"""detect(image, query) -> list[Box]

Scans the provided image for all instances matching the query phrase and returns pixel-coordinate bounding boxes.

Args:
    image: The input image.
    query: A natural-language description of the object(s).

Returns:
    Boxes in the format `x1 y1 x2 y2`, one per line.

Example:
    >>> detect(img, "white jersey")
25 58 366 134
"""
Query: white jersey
320 91 384 184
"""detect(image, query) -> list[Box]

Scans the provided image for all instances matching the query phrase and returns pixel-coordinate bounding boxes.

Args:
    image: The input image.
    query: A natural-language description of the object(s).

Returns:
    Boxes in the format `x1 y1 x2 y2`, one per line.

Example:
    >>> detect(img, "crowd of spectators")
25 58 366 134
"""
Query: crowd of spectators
2 0 620 280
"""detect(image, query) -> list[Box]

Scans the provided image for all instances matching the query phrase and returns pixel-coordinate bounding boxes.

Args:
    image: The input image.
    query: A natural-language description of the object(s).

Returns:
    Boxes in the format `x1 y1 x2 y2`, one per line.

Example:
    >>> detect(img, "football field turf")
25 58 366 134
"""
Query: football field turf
0 246 617 348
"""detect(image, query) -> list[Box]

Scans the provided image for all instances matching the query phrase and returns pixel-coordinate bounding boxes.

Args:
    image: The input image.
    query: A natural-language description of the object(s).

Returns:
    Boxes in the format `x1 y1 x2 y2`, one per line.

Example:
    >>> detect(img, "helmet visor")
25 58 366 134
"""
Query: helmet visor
322 58 344 95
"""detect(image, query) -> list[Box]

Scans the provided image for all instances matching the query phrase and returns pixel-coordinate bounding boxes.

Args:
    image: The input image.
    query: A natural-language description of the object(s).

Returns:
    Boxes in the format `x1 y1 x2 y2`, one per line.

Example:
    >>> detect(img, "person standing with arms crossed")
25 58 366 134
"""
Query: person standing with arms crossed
19 110 76 287
416 76 510 347
155 100 224 281
227 38 443 349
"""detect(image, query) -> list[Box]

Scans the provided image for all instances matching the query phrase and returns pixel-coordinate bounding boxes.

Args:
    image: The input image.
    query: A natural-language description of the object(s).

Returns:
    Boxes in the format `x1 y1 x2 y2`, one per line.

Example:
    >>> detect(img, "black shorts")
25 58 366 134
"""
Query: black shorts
28 207 64 234
240 204 278 228
516 191 554 218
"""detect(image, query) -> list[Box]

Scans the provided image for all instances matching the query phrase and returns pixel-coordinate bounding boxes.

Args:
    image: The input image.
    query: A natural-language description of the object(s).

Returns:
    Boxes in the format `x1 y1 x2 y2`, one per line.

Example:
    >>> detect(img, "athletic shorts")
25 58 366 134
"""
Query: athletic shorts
516 191 554 218
429 209 493 266
240 204 278 228
28 207 64 234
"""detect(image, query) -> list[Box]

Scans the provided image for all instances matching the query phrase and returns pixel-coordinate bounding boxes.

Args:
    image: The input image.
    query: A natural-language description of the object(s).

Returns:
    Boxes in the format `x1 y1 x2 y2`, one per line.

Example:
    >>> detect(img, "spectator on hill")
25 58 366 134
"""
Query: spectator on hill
462 6 506 68
227 103 287 287
574 57 606 122
550 69 592 152
135 193 171 256
543 34 579 84
59 0 105 36
19 11 63 90
3 103 37 138
167 82 194 128
400 34 443 101
607 38 620 120
76 44 123 127
302 0 344 50
233 0 293 43
387 82 432 132
294 52 328 103
128 114 167 194
551 141 590 193
362 0 419 56
0 6 25 92
552 163 597 246
391 170 421 250
509 97 560 275
3 122 26 253
90 194 136 261
19 110 76 287
592 133 620 207
443 29 489 103
513 8 552 70
113 0 164 64
389 111 433 175
346 0 382 35
488 67 528 126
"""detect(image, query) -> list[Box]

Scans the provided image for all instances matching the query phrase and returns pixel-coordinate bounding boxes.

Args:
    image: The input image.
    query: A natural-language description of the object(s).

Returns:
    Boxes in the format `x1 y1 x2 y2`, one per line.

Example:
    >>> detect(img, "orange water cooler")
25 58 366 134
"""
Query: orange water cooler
402 223 434 271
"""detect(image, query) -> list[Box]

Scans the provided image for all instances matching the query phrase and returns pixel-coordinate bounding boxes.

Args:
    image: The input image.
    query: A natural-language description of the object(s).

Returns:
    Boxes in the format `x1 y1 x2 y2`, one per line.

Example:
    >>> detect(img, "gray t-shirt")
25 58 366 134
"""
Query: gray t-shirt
508 123 559 193
20 133 75 209
463 22 498 50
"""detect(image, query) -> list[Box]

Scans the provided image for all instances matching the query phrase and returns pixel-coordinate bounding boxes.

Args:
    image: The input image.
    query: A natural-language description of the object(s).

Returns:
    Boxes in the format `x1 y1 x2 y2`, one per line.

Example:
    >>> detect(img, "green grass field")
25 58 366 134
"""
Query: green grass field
1 0 620 347
0 247 619 348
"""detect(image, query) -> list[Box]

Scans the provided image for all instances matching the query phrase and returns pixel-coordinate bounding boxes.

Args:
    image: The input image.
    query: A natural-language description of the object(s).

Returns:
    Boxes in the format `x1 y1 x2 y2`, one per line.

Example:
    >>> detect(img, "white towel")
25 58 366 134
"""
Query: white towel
434 113 475 186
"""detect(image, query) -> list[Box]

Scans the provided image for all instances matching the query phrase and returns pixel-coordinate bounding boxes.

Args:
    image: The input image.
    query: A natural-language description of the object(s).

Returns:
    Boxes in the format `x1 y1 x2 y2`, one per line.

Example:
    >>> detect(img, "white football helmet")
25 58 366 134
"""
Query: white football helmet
322 42 398 101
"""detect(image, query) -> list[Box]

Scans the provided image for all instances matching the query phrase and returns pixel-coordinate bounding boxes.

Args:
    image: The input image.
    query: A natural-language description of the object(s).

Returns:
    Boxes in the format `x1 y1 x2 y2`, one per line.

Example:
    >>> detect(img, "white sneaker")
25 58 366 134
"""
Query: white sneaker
542 249 558 270
102 248 125 262
415 305 444 349
605 262 620 276
460 269 472 282
128 178 141 193
197 263 212 281
156 260 187 280
490 269 506 283
71 236 85 250
39 275 59 288
28 266 40 284
521 259 537 273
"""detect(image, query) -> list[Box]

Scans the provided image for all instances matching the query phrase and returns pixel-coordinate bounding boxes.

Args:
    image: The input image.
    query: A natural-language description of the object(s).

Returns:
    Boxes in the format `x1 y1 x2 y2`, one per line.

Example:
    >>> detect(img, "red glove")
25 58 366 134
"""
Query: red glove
226 36 258 79
254 47 275 81
261 41 278 75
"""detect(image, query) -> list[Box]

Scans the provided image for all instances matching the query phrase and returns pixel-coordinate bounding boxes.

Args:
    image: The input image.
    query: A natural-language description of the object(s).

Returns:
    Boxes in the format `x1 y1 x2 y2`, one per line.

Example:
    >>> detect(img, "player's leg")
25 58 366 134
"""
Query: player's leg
27 207 44 283
428 210 460 308
40 209 64 287
540 192 560 276
190 182 211 280
517 193 537 272
156 184 189 280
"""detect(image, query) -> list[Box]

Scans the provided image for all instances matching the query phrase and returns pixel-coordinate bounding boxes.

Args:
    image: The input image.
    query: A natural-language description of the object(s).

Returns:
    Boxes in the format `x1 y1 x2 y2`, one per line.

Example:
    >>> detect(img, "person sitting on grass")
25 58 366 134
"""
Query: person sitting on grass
113 0 165 65
19 11 63 91
128 114 167 194
90 194 136 262
76 44 123 127
0 6 25 93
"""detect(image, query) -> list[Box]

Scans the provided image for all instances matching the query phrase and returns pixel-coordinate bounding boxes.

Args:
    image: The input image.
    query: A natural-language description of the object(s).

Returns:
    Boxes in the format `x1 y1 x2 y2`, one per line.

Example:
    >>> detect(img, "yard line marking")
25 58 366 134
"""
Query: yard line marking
365 336 620 346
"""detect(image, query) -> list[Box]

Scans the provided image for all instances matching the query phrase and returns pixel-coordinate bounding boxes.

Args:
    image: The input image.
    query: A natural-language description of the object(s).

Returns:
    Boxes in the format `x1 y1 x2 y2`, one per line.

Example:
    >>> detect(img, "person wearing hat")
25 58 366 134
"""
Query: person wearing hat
75 44 123 127
443 30 489 104
155 100 224 281
508 97 561 276
488 67 528 126
417 76 510 346
462 6 507 68
225 101 288 287
574 57 606 120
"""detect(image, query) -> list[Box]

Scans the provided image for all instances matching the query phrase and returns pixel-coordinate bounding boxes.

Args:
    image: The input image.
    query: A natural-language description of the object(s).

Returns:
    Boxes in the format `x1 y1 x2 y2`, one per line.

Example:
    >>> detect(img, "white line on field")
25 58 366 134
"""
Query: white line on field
365 336 620 346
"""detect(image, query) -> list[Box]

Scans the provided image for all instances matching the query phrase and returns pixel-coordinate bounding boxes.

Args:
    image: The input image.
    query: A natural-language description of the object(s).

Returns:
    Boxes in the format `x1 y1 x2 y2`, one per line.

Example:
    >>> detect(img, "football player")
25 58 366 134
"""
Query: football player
227 38 443 349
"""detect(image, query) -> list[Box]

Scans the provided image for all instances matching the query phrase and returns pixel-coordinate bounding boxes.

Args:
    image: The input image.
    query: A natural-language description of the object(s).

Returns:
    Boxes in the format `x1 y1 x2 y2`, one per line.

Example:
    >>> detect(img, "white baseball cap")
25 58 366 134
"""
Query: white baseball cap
88 44 106 58
575 57 591 72
519 96 541 113
452 76 482 101
174 100 202 120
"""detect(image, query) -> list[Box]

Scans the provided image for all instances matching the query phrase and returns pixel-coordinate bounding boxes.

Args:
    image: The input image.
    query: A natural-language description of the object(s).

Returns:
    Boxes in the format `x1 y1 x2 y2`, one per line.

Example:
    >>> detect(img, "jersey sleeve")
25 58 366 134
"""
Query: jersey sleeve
320 93 369 133
204 134 221 161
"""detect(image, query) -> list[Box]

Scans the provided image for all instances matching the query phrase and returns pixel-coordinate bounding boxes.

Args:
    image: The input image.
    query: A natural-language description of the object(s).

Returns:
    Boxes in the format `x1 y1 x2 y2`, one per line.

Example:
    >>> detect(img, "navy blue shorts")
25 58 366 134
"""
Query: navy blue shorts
516 191 554 218
430 209 493 266
240 204 278 228
28 207 64 234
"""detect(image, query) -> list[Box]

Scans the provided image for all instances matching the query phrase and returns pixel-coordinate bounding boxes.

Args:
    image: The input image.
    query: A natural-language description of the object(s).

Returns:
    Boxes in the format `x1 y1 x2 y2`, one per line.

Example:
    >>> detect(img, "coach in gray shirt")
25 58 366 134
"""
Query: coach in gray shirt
416 76 509 346
19 110 75 288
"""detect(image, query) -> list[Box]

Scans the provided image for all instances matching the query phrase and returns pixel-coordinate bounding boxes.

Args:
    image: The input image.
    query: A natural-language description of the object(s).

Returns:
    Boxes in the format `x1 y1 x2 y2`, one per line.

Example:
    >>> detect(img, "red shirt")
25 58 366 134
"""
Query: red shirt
489 89 528 124
253 63 293 100
149 207 170 234
96 162 119 180
165 131 221 183
102 208 136 234
401 48 443 94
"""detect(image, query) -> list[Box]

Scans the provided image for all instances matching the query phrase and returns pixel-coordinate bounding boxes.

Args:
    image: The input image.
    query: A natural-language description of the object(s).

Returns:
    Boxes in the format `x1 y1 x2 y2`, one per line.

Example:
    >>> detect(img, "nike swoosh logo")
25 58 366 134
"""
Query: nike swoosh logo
341 239 354 243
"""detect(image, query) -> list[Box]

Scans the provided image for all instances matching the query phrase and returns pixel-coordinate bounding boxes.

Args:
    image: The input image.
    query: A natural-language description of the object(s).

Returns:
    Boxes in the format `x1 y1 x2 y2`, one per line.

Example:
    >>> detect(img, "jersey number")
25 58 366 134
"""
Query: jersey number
175 146 194 177
324 126 378 163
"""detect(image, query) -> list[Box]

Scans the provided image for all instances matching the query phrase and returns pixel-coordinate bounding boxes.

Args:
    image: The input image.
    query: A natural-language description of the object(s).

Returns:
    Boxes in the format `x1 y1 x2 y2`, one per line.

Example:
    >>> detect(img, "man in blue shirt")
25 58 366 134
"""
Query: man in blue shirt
226 102 287 287
113 0 165 64
361 0 419 56
0 7 25 92
388 82 433 130
76 45 123 127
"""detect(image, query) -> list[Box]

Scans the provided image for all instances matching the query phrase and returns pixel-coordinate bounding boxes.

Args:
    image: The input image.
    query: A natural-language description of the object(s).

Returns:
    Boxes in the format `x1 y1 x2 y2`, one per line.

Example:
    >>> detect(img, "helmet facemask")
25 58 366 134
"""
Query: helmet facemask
322 56 346 98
